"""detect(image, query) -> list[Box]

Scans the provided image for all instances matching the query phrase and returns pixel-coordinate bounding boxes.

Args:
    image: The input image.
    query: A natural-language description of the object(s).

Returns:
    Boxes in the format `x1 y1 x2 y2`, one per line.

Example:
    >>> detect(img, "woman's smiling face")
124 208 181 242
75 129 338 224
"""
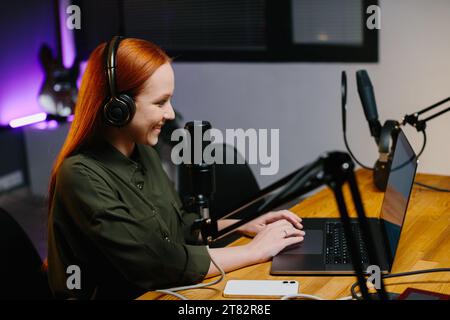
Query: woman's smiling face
127 62 176 146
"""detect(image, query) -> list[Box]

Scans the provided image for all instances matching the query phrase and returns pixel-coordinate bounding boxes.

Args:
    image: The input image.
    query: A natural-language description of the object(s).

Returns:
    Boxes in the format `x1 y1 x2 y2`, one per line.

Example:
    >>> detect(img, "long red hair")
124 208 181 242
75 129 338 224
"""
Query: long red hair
48 38 170 214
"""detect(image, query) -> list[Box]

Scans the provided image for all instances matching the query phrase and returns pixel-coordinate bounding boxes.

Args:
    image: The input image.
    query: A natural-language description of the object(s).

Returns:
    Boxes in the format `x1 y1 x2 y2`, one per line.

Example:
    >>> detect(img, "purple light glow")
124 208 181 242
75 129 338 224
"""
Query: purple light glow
0 1 57 125
47 119 59 129
33 121 50 130
9 112 47 128
32 119 59 130
77 61 88 89
59 0 76 68
0 1 81 126
67 114 75 122
0 67 47 125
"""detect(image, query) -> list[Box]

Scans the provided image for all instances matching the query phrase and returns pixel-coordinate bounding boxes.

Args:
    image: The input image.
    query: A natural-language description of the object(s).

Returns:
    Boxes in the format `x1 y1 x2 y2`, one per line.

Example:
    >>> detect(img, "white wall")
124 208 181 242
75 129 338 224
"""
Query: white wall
171 0 450 188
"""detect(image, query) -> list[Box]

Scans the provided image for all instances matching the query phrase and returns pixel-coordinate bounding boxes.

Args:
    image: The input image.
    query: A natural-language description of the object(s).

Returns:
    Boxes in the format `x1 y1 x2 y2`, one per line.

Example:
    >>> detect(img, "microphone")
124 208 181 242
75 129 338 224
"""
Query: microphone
182 121 216 220
355 70 399 191
341 70 397 191
356 70 382 144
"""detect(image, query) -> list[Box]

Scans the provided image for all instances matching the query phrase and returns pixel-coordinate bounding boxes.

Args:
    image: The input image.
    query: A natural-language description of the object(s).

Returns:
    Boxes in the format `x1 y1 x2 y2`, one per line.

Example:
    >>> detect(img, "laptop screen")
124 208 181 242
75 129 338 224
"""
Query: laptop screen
380 130 418 264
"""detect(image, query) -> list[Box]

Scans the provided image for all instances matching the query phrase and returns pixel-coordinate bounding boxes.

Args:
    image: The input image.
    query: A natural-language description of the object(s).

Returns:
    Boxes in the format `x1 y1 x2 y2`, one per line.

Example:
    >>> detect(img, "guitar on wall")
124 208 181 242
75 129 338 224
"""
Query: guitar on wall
38 0 80 117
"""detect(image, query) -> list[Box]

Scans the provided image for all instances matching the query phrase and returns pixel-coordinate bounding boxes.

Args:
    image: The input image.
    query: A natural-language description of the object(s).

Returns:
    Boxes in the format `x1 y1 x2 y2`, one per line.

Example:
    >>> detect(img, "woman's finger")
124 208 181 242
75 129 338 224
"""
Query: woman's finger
283 227 305 238
283 235 304 247
283 210 302 222
278 210 303 229
267 219 293 229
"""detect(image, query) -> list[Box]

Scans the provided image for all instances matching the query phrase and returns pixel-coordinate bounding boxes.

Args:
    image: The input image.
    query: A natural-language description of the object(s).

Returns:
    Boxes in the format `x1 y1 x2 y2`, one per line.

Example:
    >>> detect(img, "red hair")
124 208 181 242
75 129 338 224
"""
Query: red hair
48 38 170 214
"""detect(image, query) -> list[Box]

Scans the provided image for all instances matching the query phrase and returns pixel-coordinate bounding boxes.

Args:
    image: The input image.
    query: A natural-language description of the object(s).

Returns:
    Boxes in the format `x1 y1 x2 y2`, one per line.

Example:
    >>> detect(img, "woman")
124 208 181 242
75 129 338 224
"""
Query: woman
47 37 305 299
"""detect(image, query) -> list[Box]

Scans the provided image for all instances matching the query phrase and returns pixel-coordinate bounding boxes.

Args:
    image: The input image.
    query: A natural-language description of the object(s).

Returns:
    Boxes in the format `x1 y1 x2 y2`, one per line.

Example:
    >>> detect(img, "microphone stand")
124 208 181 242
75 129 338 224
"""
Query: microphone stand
194 151 389 300
403 96 450 131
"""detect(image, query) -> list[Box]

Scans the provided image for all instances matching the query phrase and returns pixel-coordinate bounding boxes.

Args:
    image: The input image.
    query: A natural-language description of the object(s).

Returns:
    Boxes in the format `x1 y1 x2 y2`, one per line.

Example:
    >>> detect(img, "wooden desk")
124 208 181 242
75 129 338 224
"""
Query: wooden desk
138 170 450 300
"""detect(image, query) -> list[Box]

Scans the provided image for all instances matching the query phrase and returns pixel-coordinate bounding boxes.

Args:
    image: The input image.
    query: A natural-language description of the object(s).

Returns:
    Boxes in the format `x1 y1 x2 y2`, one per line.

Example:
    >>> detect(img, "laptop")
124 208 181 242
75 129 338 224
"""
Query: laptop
271 129 418 275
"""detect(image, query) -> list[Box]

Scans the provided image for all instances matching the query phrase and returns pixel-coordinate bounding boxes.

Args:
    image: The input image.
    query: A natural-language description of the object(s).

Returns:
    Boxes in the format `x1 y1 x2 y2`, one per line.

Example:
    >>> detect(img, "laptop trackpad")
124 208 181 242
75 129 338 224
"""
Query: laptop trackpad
279 230 323 255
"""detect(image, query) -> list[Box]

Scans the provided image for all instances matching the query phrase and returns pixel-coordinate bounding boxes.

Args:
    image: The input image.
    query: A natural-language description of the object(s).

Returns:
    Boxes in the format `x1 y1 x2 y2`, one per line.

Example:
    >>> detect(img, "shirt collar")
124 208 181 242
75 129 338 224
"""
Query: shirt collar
82 139 146 181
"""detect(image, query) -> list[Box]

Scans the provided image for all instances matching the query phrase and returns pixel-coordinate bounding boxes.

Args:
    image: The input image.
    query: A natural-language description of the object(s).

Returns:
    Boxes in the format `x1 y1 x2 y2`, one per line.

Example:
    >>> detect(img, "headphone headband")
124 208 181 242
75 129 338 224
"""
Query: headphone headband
105 36 123 98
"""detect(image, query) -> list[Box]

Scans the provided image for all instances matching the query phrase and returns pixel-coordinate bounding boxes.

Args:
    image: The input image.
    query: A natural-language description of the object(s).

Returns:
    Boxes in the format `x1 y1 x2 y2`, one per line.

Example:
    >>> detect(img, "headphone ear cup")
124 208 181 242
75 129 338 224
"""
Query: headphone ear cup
103 96 131 127
118 93 136 120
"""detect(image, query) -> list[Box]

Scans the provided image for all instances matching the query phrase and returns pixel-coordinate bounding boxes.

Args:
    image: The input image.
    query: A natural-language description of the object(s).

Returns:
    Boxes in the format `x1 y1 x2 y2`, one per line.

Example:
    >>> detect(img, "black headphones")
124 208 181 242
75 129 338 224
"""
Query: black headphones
103 36 136 127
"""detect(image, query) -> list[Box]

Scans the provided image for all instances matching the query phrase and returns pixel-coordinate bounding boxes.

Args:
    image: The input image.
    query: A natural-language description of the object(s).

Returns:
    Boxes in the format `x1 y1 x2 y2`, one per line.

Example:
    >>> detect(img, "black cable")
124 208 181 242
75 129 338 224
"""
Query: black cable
343 126 424 172
387 130 425 173
341 68 427 168
394 131 450 192
341 72 447 192
345 125 449 192
411 131 450 192
341 96 420 171
414 182 450 193
350 268 450 300
343 126 374 170
416 130 427 159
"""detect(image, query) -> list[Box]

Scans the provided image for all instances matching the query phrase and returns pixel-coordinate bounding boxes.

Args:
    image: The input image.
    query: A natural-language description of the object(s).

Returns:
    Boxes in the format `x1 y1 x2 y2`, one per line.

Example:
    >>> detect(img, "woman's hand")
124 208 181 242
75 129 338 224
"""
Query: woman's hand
206 213 305 277
245 219 305 264
238 210 303 237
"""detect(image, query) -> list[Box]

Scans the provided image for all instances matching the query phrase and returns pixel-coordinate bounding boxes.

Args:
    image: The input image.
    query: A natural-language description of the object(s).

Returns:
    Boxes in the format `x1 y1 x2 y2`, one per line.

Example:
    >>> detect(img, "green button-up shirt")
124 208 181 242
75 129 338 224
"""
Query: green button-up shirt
48 140 211 299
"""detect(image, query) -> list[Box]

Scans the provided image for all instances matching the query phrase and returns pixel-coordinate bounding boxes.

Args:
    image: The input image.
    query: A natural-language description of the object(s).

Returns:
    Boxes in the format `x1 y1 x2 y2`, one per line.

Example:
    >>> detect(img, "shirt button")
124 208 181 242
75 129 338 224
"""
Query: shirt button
164 236 170 242
136 183 143 190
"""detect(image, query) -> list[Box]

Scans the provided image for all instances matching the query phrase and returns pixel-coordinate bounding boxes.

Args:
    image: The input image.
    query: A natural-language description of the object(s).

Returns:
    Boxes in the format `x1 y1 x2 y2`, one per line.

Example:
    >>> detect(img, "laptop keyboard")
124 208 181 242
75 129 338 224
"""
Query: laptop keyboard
325 222 370 265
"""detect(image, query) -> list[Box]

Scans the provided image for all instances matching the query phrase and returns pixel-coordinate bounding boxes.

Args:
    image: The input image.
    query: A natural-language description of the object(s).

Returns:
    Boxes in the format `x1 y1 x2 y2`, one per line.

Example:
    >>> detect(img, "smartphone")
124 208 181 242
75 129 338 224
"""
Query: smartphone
223 280 299 299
